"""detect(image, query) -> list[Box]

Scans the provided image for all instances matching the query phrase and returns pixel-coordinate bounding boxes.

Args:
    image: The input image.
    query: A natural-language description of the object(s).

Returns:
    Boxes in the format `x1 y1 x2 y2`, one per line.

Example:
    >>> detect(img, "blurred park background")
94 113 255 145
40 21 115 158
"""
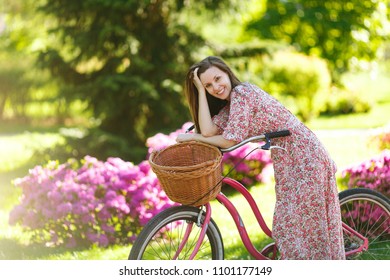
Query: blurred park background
0 0 389 259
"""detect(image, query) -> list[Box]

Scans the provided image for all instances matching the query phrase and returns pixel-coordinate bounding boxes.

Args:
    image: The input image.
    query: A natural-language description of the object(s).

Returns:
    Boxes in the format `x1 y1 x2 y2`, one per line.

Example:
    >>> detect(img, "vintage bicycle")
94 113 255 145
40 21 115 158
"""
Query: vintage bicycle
129 129 390 260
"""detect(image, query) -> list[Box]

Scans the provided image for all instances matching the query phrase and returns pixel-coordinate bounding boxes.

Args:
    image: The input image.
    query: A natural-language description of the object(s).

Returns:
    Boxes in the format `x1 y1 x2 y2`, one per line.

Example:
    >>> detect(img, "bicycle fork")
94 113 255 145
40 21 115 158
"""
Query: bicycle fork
172 203 212 260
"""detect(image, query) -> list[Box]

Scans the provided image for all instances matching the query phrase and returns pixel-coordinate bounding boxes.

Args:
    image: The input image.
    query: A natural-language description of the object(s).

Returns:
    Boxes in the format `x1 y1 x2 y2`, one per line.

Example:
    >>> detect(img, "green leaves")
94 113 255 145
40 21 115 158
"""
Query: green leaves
246 0 389 82
34 0 237 152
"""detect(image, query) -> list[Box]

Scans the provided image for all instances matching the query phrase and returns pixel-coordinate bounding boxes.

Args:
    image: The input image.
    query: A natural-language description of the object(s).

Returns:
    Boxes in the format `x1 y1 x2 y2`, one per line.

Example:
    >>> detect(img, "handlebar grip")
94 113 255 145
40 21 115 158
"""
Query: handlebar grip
264 130 291 139
185 124 195 133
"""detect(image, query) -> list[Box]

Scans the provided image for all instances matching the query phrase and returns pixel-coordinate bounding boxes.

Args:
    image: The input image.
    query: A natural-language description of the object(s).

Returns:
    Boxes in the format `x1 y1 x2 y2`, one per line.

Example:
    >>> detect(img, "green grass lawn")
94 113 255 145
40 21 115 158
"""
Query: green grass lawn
308 69 390 130
315 129 382 171
210 183 276 260
0 68 389 260
0 127 386 260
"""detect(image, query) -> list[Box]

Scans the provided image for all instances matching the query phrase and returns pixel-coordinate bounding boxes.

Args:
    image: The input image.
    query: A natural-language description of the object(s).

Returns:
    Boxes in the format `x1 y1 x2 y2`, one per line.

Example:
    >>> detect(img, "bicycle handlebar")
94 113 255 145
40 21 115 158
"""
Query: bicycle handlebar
264 130 291 139
184 124 291 153
220 129 291 153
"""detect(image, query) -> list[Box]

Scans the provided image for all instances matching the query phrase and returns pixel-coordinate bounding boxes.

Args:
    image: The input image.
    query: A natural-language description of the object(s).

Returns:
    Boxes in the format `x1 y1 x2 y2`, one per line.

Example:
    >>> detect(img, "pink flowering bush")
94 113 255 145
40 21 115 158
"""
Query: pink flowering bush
340 150 390 239
221 143 273 186
371 125 390 150
9 156 175 247
146 123 273 186
9 122 272 248
145 123 189 156
341 150 390 197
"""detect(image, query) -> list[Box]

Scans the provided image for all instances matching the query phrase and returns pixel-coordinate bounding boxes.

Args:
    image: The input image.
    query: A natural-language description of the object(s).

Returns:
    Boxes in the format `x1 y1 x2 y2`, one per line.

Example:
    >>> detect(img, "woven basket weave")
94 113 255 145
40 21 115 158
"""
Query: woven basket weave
149 141 222 206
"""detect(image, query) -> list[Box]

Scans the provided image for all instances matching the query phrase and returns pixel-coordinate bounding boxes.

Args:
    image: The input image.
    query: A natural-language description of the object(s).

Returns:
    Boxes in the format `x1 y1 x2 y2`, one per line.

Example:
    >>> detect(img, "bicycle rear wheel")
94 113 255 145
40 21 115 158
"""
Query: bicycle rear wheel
129 205 224 260
339 188 390 259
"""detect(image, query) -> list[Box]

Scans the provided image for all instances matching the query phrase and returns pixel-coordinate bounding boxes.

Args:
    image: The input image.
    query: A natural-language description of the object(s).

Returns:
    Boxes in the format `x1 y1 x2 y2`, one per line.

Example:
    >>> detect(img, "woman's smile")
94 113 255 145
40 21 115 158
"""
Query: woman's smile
200 66 231 100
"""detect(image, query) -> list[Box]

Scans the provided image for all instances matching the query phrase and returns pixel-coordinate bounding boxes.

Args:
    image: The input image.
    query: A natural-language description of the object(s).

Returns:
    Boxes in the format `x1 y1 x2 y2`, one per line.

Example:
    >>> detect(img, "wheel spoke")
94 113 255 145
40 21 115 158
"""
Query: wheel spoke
129 206 223 260
339 188 390 260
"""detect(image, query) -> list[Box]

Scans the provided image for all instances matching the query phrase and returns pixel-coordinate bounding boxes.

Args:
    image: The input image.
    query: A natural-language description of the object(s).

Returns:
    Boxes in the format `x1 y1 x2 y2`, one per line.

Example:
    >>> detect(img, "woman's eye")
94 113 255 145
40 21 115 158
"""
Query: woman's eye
215 76 220 81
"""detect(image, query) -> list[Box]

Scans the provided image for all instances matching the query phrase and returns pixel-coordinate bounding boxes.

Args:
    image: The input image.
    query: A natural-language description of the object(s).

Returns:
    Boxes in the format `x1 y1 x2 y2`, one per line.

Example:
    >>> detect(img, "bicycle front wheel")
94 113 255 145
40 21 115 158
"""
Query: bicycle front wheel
129 205 224 260
339 188 390 259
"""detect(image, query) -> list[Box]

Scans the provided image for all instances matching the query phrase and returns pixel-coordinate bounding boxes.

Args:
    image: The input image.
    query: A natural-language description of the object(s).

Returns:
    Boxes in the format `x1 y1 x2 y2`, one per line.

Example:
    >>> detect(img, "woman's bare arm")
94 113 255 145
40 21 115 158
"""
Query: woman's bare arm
176 133 237 149
193 68 219 137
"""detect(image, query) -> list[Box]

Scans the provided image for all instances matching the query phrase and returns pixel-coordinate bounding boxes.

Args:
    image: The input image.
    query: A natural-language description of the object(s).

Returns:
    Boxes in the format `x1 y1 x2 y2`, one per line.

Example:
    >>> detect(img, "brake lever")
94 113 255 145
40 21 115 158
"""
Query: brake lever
261 136 287 152
185 124 195 134
270 146 287 152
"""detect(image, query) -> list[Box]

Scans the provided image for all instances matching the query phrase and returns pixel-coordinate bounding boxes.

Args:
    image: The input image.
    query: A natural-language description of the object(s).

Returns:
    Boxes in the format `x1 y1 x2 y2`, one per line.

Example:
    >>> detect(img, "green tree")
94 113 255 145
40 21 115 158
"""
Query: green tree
36 0 236 161
246 0 390 82
0 0 37 121
0 0 68 123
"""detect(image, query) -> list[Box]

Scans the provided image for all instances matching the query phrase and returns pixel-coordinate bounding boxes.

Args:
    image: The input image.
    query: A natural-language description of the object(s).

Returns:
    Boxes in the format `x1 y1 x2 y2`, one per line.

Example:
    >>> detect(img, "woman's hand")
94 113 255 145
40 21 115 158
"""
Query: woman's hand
176 133 199 143
192 68 205 93
193 67 219 136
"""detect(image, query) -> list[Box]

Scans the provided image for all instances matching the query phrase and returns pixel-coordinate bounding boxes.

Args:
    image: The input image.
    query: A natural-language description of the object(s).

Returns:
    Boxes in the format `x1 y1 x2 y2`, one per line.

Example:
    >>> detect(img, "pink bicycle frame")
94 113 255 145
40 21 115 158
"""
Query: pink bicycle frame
184 177 273 259
216 177 273 260
342 223 369 257
173 203 212 260
184 177 368 259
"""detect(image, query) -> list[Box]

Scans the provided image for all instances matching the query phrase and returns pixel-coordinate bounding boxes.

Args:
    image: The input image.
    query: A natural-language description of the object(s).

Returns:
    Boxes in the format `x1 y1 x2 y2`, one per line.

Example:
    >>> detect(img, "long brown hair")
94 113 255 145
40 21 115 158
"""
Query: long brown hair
184 56 241 133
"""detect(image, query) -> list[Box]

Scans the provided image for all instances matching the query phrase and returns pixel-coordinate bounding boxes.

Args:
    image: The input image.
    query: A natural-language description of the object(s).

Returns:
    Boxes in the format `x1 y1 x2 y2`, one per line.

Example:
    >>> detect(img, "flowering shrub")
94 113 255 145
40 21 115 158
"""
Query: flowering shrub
146 123 273 186
221 143 273 186
371 124 390 150
340 150 390 239
341 150 390 197
145 123 190 156
9 122 272 248
9 156 175 247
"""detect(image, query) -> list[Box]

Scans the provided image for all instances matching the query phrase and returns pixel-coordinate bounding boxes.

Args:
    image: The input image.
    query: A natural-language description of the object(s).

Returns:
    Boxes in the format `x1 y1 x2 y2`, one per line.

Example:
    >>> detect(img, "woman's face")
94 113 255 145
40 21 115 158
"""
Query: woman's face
199 66 232 100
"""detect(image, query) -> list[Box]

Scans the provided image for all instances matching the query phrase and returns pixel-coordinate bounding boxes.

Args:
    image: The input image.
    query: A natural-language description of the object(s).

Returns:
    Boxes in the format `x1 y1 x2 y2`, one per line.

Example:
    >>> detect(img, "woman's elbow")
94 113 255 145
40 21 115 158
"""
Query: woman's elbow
201 131 216 138
200 127 219 138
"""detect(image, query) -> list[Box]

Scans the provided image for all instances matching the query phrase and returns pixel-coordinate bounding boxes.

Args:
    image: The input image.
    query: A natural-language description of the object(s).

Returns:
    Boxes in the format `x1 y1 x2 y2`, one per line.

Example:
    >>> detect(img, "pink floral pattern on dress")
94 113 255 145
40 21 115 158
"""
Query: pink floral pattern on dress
213 82 345 259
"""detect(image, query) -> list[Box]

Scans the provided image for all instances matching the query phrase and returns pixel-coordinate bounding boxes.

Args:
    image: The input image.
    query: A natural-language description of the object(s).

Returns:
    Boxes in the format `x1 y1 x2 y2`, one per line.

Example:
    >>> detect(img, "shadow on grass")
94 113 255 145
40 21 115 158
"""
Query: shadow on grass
0 231 274 260
222 236 275 260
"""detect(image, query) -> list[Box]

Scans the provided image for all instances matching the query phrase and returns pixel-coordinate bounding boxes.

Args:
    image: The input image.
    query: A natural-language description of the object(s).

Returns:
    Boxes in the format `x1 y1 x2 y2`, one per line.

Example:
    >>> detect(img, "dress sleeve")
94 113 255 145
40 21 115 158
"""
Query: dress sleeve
222 86 251 142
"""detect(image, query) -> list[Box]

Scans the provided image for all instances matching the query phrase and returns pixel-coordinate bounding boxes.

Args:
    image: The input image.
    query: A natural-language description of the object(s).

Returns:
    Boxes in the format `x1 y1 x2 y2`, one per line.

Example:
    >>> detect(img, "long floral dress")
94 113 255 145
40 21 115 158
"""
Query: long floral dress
212 82 345 259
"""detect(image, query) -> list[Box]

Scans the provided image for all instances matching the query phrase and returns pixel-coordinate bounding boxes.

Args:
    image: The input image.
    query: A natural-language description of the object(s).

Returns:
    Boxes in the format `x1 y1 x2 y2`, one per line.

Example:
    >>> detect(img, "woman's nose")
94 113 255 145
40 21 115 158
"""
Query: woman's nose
212 83 219 93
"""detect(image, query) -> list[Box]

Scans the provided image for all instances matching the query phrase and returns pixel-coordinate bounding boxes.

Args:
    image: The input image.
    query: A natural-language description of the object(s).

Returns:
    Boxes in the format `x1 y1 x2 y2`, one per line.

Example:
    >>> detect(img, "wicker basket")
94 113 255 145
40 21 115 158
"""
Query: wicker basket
149 141 222 206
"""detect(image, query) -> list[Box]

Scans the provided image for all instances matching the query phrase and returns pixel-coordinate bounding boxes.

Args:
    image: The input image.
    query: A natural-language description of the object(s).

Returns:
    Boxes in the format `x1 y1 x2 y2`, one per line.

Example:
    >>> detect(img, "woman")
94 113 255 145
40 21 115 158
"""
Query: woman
176 56 345 259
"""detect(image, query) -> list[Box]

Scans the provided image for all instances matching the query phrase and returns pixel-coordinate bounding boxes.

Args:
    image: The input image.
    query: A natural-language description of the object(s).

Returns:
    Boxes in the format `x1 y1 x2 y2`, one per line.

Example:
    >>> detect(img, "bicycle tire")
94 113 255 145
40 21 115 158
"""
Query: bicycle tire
339 188 390 260
129 205 224 260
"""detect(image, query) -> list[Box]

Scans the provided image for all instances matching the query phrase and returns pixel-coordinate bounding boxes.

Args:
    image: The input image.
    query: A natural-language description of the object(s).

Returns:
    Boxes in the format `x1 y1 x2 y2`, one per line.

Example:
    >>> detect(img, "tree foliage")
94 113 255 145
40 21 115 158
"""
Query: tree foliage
36 0 235 160
0 0 44 121
4 0 388 162
246 0 390 82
